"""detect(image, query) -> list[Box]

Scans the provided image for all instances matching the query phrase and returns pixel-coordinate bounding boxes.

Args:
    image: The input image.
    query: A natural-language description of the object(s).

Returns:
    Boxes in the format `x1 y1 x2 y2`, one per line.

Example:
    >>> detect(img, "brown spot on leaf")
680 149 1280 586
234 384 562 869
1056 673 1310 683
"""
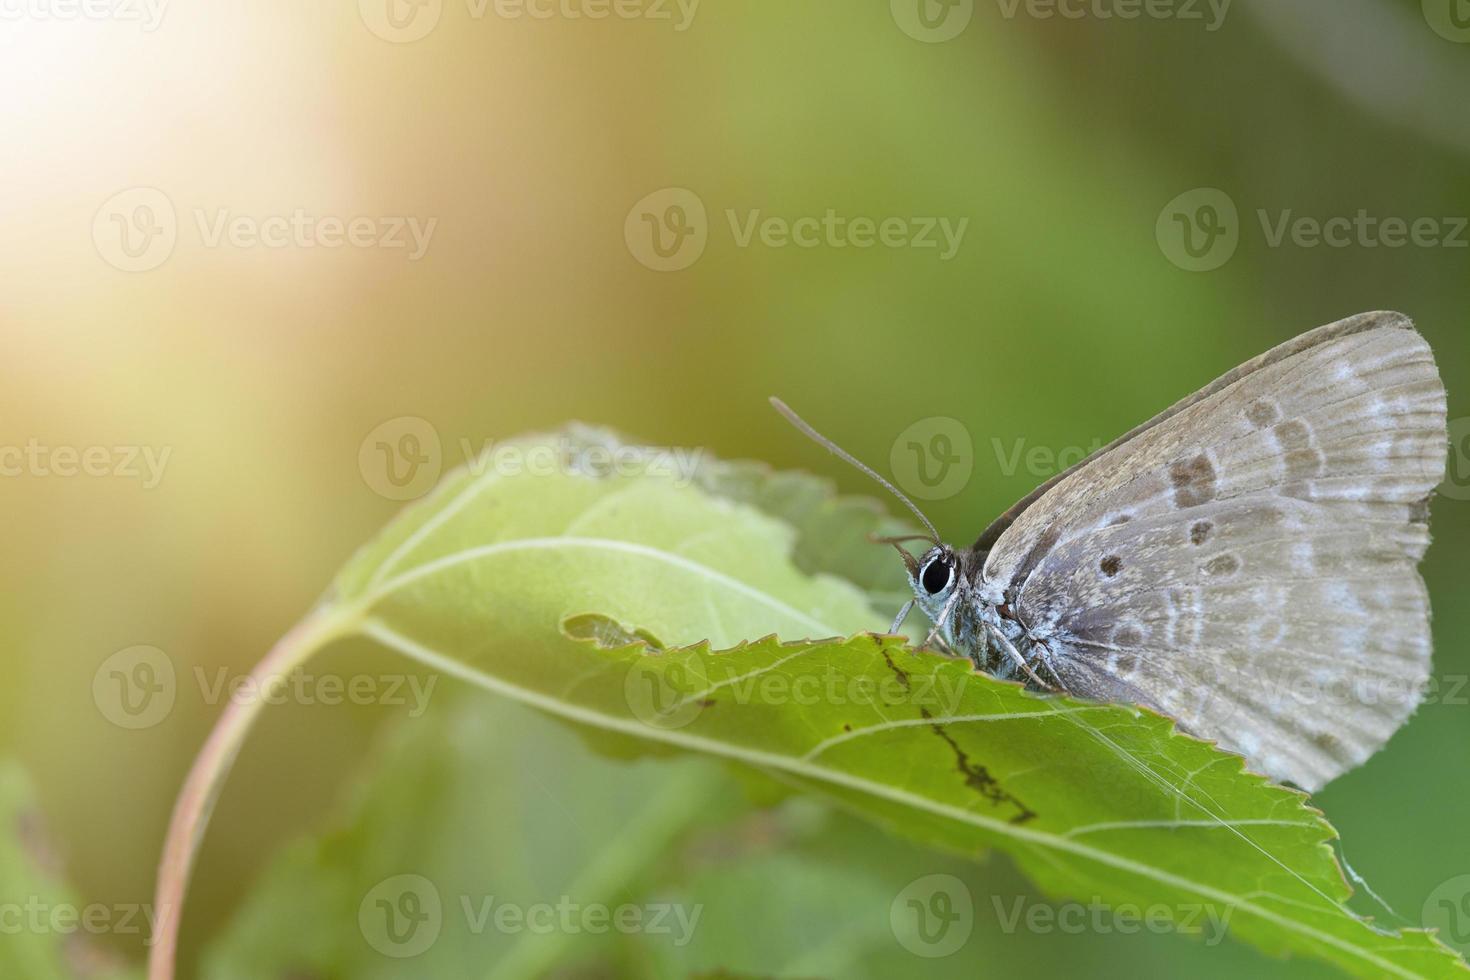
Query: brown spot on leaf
1100 555 1123 578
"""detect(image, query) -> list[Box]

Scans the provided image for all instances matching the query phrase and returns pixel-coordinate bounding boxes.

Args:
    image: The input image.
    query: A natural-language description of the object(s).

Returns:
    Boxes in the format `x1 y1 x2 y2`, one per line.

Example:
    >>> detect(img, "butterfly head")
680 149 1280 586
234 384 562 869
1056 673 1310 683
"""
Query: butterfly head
909 542 964 620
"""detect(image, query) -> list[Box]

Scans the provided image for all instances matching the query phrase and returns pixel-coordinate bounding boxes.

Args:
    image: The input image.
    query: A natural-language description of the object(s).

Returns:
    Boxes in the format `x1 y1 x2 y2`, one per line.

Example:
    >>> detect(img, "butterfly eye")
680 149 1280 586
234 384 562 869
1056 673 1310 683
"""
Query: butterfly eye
920 555 954 596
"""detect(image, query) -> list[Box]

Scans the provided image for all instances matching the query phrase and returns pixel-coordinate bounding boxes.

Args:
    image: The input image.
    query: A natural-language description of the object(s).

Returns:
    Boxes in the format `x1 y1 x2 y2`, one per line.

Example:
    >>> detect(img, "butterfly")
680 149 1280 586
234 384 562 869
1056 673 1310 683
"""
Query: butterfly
774 311 1448 791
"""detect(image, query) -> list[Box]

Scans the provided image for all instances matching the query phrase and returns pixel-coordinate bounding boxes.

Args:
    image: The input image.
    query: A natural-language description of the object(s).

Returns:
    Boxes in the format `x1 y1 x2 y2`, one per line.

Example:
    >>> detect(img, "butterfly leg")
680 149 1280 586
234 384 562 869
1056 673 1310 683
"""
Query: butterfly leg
889 599 915 635
985 624 1055 691
922 590 963 650
1029 639 1069 696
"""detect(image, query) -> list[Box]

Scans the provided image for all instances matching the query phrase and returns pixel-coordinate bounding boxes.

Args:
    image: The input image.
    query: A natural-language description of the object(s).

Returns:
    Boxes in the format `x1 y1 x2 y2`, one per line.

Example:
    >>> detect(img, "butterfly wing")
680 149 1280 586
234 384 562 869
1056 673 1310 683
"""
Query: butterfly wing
981 311 1447 790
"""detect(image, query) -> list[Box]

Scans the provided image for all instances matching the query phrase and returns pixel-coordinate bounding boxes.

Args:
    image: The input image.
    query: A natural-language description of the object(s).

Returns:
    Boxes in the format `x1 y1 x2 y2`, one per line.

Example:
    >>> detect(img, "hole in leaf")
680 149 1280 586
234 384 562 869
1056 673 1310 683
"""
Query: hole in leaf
560 613 665 651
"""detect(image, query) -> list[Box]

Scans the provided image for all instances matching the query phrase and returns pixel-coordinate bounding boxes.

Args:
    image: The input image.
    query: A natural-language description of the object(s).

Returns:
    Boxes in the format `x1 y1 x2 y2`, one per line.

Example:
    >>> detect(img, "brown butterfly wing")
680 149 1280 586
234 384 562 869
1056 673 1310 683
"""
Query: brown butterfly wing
980 312 1446 790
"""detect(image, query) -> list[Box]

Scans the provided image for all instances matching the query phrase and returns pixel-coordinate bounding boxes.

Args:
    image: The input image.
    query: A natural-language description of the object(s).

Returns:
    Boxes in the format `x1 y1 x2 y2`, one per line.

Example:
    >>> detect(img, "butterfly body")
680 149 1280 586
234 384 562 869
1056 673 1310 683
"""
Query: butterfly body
907 544 1056 685
776 310 1447 792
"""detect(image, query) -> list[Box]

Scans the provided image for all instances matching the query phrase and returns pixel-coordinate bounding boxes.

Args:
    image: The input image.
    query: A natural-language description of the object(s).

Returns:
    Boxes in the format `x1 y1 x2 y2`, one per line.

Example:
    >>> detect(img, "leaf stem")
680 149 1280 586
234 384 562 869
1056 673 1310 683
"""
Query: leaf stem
147 604 355 980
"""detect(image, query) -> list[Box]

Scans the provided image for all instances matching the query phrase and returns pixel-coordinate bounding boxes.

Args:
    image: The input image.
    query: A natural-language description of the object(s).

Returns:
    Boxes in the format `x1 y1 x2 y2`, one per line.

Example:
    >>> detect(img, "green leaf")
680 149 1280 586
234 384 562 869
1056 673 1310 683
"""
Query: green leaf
202 697 983 980
152 428 1467 980
0 761 142 980
202 698 739 980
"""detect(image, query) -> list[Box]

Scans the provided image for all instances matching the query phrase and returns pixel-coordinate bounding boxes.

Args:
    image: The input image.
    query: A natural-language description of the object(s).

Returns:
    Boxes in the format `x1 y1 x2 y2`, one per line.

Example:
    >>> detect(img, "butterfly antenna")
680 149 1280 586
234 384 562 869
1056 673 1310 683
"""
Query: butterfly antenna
769 397 941 543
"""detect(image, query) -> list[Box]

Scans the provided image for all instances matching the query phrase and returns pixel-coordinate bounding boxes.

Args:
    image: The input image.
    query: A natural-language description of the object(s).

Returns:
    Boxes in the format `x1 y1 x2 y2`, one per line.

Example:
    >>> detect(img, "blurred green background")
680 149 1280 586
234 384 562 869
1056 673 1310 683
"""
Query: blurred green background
1 0 1467 976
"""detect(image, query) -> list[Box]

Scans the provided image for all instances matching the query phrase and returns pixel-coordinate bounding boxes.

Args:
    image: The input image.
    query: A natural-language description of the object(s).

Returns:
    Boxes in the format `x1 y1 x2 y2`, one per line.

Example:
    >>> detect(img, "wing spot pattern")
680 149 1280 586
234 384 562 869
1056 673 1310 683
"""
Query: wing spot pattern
1190 520 1213 546
1168 452 1218 509
1273 419 1326 481
1245 398 1282 428
1202 553 1242 578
